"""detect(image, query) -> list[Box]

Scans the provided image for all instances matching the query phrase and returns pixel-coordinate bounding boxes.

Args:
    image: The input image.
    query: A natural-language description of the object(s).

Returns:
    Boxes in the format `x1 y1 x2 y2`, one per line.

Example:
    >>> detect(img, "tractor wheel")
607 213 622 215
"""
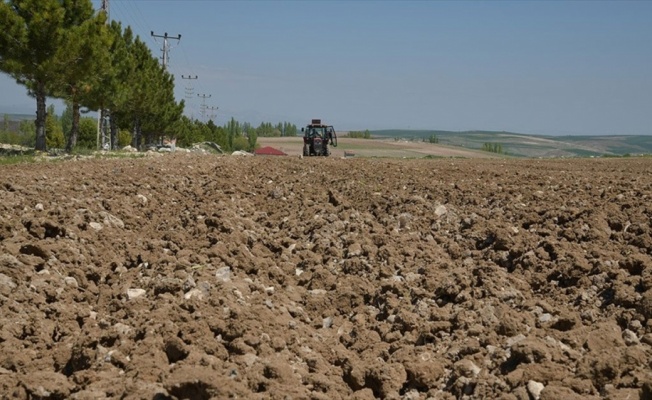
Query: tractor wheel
303 144 309 157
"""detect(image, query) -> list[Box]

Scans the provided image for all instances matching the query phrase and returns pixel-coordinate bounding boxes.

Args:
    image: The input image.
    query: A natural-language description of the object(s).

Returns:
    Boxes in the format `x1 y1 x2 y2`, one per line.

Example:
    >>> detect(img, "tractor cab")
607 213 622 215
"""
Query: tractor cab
301 119 337 156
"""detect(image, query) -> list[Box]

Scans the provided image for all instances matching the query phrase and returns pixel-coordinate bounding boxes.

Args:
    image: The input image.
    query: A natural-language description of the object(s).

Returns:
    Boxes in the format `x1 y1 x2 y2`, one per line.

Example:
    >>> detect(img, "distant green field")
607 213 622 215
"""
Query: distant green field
370 130 652 158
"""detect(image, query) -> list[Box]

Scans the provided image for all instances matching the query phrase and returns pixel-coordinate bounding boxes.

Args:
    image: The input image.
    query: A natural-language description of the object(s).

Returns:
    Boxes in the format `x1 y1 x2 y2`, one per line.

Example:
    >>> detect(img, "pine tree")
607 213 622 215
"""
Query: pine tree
0 0 66 151
45 104 64 149
50 2 110 153
226 118 241 151
247 129 258 152
61 102 73 138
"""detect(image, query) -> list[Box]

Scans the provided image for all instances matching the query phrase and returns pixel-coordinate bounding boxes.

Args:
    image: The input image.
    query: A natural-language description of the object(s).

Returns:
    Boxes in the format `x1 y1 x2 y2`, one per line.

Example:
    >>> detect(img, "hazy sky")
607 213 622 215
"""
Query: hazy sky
1 0 651 135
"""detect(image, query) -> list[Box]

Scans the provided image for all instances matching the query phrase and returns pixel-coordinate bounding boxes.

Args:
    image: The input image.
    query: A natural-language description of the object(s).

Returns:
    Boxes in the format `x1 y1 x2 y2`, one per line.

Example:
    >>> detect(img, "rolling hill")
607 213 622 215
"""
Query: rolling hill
369 129 652 158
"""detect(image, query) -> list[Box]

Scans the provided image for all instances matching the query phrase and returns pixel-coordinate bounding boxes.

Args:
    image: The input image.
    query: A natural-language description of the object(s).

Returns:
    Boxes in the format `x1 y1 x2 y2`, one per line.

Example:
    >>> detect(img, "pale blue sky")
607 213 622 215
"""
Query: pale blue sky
1 0 651 135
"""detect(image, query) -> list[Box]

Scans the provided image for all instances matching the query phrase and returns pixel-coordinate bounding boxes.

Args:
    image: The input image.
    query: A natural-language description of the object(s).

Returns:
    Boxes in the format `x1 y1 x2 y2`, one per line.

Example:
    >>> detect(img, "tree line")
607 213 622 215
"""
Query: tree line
172 117 297 152
348 130 371 139
482 142 505 154
0 1 297 154
1 107 298 154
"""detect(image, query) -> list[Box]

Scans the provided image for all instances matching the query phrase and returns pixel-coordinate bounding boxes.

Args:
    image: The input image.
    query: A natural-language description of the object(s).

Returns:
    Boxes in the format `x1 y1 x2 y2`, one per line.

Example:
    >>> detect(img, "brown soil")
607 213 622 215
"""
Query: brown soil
1 154 651 400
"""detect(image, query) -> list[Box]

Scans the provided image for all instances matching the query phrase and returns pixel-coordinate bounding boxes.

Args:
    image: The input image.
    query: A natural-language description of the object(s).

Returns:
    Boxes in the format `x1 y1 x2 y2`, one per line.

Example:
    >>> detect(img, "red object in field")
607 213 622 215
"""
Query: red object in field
254 146 287 156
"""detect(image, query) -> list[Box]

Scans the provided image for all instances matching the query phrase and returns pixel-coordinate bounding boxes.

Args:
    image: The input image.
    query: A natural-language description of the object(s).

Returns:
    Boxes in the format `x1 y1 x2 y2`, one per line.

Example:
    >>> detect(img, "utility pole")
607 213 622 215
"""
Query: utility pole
207 106 219 122
197 93 211 121
150 31 181 70
182 75 198 120
101 0 109 20
181 75 198 100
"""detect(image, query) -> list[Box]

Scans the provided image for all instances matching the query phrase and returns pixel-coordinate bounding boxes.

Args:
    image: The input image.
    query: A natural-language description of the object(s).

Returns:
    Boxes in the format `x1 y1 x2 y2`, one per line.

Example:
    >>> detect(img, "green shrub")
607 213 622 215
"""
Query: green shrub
232 135 249 152
118 129 132 148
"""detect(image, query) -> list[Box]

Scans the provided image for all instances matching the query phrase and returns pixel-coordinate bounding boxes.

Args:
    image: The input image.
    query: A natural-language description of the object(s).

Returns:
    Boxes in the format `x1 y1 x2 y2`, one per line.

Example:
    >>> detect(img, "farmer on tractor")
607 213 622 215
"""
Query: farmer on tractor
302 119 337 157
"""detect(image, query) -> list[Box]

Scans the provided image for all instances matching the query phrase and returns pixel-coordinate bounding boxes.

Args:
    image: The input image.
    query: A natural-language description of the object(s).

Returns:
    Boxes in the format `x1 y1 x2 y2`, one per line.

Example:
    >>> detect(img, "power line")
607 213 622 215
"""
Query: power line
111 1 147 41
122 0 156 45
179 41 198 78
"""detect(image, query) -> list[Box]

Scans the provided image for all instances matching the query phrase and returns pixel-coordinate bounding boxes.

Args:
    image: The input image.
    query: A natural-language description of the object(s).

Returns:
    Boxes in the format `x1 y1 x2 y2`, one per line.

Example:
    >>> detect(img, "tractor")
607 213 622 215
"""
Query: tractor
301 119 337 156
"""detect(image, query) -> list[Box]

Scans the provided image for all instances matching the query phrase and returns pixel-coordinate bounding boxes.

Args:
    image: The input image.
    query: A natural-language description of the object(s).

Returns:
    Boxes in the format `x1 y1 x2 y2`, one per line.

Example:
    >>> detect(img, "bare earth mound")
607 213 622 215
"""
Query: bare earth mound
1 154 651 399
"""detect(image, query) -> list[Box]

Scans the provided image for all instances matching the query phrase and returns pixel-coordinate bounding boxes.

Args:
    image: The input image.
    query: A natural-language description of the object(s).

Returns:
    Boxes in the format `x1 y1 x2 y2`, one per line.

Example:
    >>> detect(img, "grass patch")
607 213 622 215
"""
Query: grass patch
0 154 36 165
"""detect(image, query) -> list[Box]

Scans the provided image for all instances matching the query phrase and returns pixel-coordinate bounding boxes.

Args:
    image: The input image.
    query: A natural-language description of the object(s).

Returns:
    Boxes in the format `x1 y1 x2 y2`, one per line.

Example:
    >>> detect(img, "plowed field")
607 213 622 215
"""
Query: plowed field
1 154 651 399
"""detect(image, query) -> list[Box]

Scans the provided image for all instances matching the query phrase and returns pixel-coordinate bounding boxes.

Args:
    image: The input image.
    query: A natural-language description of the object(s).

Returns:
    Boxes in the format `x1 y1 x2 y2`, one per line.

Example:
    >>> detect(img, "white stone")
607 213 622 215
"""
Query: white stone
435 205 448 216
0 273 17 289
215 267 231 282
527 380 545 400
184 288 204 300
622 329 640 346
89 222 103 231
538 313 553 323
113 323 132 336
0 254 21 268
35 203 44 211
454 359 481 377
100 212 125 229
629 320 643 330
506 334 527 347
126 288 146 300
136 194 148 205
183 276 196 292
33 386 51 398
63 277 79 288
